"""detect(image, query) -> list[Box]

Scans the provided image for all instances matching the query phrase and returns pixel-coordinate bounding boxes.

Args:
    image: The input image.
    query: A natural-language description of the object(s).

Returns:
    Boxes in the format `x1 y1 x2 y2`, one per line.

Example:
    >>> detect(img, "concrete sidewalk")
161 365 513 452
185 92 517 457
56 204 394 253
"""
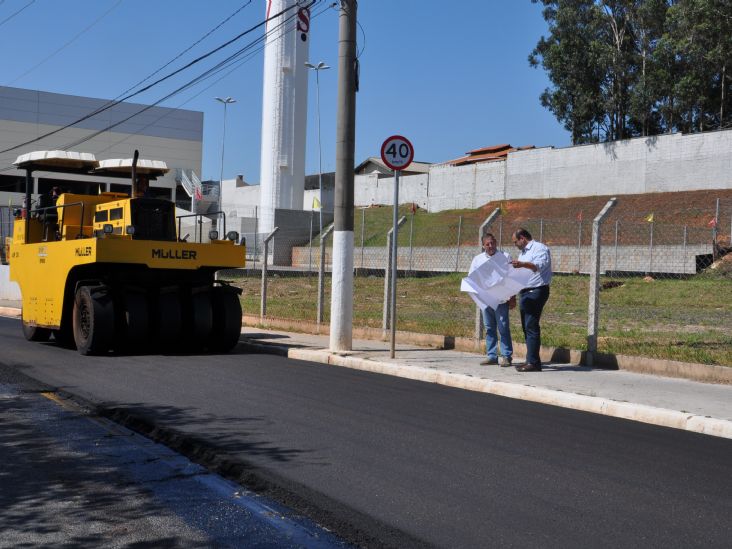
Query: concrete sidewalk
241 329 732 440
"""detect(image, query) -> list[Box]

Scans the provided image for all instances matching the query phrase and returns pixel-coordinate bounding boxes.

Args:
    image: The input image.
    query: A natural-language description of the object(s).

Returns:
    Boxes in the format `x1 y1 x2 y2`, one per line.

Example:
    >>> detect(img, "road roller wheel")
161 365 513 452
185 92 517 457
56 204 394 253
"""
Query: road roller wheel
52 319 75 349
209 287 242 352
73 285 114 355
157 290 182 343
22 316 51 342
122 291 149 349
191 290 213 348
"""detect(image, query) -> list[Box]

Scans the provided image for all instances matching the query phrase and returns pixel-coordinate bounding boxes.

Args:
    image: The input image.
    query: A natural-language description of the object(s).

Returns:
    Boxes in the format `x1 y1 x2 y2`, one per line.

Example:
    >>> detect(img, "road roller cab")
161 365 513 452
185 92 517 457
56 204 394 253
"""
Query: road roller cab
8 150 245 355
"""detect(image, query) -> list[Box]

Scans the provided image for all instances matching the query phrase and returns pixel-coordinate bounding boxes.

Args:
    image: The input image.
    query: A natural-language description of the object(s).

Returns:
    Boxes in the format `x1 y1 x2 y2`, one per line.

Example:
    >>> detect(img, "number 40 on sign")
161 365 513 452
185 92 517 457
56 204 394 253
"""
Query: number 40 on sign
381 135 414 171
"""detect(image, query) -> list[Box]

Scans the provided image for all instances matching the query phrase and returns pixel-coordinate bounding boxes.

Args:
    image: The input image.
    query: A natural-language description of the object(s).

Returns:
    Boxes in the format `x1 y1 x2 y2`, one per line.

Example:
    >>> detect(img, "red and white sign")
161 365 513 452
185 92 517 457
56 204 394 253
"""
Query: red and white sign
381 135 414 171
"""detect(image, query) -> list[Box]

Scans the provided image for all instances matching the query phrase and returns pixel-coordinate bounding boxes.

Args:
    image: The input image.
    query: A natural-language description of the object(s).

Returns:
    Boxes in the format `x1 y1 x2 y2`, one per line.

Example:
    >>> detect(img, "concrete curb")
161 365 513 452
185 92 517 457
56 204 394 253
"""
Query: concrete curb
243 314 732 384
2 303 728 439
0 307 21 318
253 343 732 440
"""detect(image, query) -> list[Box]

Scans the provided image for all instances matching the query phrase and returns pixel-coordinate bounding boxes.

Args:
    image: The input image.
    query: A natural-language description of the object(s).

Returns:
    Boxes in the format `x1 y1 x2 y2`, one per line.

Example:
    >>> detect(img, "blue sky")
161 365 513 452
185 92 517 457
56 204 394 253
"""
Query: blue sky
0 0 570 182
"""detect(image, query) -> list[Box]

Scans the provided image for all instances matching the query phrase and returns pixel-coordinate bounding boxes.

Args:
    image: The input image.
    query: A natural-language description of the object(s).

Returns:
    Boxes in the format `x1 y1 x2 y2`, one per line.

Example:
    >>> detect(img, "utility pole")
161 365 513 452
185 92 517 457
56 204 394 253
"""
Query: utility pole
329 0 357 352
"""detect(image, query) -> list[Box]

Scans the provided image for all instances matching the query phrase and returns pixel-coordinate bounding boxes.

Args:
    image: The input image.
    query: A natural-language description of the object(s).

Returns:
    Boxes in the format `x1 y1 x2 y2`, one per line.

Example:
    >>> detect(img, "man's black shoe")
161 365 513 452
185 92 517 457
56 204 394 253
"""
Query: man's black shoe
515 363 542 372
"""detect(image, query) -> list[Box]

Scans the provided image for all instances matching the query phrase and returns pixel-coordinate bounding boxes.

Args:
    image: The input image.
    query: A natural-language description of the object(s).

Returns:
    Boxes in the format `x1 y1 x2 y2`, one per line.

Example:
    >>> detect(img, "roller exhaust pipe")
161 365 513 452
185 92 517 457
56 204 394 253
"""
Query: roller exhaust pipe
131 149 139 197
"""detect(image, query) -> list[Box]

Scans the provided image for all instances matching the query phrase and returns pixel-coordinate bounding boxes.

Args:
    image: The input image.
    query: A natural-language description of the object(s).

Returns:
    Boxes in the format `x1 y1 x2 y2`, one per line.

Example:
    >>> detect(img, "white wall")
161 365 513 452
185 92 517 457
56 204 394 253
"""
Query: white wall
352 129 732 212
0 265 21 302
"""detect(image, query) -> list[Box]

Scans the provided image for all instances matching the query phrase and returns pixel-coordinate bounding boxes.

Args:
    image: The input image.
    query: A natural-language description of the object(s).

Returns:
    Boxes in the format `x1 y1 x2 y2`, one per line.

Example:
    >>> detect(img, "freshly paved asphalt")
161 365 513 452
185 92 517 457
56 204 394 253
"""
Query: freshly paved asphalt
0 316 730 548
0 379 347 548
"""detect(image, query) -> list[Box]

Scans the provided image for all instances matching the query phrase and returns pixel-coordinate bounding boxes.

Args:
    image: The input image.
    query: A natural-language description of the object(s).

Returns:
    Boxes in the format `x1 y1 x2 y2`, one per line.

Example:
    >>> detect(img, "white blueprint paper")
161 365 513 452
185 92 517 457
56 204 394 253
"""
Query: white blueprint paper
461 253 532 310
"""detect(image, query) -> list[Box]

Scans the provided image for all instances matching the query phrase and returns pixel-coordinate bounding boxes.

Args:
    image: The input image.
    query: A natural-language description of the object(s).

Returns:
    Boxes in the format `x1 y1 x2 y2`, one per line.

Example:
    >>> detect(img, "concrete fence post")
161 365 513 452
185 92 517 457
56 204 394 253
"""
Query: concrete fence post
317 225 334 326
613 220 619 272
454 215 463 272
252 206 259 271
260 227 280 321
360 207 365 270
713 197 720 260
474 208 502 344
577 220 583 272
382 216 407 333
587 198 617 366
308 210 314 275
648 222 654 274
683 225 688 273
408 210 415 275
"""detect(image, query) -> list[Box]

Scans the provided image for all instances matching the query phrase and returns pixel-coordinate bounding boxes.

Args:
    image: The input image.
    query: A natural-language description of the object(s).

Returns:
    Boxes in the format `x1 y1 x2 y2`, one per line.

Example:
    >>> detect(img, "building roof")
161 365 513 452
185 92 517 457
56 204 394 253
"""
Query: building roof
354 157 432 176
446 144 535 166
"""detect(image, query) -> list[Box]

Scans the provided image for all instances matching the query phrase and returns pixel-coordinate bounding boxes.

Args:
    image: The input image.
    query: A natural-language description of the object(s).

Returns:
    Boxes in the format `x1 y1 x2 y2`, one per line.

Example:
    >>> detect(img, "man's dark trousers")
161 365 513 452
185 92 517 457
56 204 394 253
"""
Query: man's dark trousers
519 286 550 365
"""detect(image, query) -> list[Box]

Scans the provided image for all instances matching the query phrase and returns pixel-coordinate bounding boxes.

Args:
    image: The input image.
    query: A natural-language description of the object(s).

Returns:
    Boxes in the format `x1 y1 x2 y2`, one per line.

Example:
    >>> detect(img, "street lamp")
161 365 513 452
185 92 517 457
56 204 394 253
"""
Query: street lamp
215 96 236 234
305 61 330 234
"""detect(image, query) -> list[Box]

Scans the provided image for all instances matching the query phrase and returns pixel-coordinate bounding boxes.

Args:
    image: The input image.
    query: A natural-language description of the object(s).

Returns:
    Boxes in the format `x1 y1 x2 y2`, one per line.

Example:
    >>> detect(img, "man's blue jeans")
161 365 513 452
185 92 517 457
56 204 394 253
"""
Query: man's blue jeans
519 286 550 365
482 302 512 360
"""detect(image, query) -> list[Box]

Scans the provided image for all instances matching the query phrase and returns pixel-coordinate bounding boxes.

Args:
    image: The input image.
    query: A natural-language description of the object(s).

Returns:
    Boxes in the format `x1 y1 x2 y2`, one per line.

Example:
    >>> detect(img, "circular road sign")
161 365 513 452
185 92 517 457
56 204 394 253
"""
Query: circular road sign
381 135 414 171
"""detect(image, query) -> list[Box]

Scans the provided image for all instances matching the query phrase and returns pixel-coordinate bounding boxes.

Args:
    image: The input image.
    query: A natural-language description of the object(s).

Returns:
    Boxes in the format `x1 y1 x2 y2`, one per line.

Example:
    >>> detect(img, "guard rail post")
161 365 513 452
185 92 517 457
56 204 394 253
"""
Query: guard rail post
317 225 334 327
586 198 616 367
474 208 501 345
260 227 280 321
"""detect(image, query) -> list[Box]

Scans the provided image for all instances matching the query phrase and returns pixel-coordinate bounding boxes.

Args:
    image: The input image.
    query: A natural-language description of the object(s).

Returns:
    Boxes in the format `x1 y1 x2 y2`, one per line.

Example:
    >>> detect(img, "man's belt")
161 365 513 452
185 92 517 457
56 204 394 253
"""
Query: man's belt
520 285 549 294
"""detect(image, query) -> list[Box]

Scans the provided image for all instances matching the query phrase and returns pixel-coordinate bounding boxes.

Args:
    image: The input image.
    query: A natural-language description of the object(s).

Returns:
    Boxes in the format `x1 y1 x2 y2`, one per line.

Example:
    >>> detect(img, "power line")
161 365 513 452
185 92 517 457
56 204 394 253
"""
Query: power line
0 0 313 156
6 0 123 86
47 2 330 154
0 0 35 29
92 1 336 157
116 0 254 99
57 9 308 151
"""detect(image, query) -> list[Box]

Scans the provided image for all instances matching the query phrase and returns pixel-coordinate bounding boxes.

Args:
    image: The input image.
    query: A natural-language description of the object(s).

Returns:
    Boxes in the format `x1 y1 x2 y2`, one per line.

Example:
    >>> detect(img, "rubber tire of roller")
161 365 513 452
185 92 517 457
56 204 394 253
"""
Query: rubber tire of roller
209 287 242 352
73 286 114 356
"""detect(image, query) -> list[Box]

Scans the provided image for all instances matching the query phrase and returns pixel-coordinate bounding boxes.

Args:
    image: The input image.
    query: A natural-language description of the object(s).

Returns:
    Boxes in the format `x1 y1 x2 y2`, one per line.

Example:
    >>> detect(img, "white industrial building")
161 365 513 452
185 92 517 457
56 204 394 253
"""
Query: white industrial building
0 85 207 211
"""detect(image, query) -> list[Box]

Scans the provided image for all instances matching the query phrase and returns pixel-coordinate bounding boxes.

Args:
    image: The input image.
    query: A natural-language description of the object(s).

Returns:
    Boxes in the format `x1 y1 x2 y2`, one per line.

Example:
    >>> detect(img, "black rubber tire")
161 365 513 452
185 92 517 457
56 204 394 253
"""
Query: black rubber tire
22 318 51 342
73 286 114 355
157 290 182 342
209 287 242 352
122 291 149 348
191 290 213 346
52 323 75 349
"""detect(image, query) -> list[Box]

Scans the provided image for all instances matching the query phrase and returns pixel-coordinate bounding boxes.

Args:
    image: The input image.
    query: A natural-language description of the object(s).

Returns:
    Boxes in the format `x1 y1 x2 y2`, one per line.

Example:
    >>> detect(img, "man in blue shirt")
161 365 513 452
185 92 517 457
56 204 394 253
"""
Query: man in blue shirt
511 228 552 372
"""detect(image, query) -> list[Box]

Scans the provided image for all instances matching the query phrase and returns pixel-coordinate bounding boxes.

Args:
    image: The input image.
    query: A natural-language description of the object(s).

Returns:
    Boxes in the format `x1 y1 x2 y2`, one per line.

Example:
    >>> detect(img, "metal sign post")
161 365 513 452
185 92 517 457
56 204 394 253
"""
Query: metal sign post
381 135 414 358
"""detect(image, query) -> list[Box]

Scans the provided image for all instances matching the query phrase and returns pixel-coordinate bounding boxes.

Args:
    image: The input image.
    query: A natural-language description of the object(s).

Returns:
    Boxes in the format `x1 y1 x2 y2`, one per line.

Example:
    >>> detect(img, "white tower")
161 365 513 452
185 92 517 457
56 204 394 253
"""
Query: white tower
259 0 311 233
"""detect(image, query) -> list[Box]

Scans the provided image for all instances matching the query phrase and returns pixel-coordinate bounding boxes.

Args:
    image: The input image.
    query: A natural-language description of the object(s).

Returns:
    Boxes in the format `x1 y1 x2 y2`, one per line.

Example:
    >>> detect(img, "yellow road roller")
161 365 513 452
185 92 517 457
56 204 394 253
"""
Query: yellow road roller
7 150 245 355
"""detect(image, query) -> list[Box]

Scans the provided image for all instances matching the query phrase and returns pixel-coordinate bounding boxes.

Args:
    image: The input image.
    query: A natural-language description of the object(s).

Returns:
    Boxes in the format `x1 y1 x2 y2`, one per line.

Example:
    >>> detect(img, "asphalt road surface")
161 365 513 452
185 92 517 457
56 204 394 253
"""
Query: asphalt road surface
1 316 730 548
0 380 347 548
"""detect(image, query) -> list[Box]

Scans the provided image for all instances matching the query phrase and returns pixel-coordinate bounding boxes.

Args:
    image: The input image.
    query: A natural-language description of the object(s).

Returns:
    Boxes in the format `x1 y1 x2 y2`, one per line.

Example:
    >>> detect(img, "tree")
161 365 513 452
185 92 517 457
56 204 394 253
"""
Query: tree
530 0 732 141
529 0 607 143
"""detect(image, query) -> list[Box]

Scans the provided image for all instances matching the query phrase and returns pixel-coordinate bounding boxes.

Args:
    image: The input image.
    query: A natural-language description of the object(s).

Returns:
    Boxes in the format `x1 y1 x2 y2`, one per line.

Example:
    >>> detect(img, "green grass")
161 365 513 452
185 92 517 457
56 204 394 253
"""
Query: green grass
352 206 486 248
232 272 732 366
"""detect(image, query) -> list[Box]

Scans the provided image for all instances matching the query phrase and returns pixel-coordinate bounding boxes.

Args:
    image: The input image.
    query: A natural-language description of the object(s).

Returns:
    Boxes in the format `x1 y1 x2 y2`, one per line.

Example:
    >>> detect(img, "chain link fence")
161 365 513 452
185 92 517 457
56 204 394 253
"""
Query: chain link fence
2 192 728 364
0 206 15 264
228 197 731 366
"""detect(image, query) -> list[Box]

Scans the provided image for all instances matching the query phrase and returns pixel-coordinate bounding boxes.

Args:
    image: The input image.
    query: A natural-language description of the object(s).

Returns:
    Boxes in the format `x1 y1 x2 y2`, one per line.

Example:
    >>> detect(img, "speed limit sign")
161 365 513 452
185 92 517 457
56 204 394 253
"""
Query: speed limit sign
381 135 414 171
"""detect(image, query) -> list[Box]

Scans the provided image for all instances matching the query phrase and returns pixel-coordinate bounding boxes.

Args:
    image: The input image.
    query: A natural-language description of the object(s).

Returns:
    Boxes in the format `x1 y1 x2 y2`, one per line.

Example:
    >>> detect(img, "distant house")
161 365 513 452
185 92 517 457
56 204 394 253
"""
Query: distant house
354 157 432 177
446 144 535 166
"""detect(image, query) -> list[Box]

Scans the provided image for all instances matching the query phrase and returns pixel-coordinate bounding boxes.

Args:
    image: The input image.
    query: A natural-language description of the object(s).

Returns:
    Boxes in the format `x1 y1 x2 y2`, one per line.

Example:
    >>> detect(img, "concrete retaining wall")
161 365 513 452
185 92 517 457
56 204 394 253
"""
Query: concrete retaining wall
354 130 732 212
292 243 711 275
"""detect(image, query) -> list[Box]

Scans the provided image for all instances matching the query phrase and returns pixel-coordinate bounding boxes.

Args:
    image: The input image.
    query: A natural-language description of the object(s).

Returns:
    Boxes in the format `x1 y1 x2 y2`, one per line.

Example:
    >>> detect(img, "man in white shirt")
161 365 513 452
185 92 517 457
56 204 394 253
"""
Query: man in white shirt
469 233 514 366
511 228 552 372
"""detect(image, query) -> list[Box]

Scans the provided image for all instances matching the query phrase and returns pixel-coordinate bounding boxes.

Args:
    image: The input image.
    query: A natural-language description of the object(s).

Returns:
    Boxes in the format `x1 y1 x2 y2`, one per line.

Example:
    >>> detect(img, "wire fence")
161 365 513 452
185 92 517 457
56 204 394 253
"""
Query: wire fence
224 197 732 366
2 195 729 365
0 206 16 264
